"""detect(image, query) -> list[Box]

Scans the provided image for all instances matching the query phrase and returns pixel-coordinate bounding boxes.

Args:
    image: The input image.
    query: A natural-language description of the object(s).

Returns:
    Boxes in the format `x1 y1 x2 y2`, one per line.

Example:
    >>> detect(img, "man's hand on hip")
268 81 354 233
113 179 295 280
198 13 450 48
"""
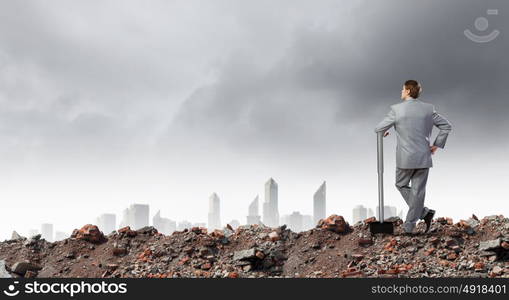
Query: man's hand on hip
430 145 439 155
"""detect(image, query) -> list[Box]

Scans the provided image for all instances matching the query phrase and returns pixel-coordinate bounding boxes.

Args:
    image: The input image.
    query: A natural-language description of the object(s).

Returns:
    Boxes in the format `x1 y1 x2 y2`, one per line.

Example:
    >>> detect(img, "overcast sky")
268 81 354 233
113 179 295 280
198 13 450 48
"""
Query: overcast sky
1 0 508 240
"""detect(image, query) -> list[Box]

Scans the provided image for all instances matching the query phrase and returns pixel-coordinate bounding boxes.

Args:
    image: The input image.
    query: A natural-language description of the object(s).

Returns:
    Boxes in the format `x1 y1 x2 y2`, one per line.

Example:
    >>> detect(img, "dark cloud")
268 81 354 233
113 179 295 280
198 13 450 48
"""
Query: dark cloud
168 0 509 162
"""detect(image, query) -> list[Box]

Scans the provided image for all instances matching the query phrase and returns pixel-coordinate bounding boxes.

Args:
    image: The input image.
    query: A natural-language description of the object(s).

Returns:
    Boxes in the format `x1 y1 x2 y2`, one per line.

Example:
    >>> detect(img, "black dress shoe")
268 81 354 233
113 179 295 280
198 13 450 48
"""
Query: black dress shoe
423 209 436 233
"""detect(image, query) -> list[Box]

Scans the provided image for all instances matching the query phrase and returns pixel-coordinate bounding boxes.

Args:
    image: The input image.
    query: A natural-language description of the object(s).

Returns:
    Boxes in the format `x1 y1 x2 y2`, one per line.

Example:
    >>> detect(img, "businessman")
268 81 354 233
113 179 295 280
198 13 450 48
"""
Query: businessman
375 80 452 234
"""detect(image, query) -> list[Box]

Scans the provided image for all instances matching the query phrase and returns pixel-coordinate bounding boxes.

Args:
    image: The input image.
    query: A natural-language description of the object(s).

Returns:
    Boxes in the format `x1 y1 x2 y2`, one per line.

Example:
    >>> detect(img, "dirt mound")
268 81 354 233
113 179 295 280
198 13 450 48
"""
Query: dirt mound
1 215 509 278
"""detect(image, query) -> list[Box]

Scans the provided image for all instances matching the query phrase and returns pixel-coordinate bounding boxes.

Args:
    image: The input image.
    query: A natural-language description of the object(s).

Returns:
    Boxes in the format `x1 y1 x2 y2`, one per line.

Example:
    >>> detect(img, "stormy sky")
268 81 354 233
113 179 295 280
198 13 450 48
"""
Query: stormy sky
0 0 508 239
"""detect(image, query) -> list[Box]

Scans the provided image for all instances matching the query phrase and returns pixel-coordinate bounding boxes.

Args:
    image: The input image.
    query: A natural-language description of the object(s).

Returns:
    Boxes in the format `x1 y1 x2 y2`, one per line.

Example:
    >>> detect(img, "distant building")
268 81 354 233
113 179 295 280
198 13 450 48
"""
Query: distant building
376 205 398 221
367 208 375 218
352 205 368 223
287 212 304 233
152 211 177 235
262 178 279 227
96 213 116 234
313 181 326 225
119 208 130 228
247 195 261 225
302 215 314 231
177 221 192 231
193 222 206 228
119 204 149 230
55 231 68 241
41 223 53 242
208 193 221 230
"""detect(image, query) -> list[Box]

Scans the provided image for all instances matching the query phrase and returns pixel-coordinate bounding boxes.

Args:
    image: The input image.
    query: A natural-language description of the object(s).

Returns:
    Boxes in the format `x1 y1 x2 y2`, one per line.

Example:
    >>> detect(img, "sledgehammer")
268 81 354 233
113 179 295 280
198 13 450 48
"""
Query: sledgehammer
369 131 394 234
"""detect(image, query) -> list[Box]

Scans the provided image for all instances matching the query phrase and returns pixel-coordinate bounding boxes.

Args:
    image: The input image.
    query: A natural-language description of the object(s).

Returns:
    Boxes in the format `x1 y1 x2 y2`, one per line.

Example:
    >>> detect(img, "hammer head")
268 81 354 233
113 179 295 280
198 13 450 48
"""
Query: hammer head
369 221 394 234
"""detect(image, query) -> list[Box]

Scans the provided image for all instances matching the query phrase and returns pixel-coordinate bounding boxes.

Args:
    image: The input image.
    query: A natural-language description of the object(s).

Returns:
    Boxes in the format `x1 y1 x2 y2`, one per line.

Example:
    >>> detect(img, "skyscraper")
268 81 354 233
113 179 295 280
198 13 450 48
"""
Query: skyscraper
96 213 116 234
352 205 368 223
302 214 314 231
41 223 53 242
119 204 149 230
119 208 130 228
376 205 398 221
153 210 176 235
247 195 261 225
288 211 304 233
263 178 279 227
208 193 221 230
313 181 326 225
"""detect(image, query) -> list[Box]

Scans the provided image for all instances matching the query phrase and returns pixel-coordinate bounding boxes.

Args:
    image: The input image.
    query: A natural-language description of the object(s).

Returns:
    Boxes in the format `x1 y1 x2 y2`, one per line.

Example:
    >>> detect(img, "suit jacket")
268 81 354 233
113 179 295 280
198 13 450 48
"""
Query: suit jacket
374 98 452 169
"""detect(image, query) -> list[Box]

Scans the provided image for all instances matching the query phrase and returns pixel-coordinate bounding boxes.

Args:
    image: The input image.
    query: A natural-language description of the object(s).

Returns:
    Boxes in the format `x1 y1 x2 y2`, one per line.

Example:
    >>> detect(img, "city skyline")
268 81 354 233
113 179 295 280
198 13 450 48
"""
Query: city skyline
8 178 410 241
1 1 508 241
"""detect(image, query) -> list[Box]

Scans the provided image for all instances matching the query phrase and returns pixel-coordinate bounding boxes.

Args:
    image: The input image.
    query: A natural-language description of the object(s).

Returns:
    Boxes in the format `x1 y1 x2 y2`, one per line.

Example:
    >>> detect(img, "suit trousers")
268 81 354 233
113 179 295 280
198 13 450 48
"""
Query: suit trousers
395 167 431 232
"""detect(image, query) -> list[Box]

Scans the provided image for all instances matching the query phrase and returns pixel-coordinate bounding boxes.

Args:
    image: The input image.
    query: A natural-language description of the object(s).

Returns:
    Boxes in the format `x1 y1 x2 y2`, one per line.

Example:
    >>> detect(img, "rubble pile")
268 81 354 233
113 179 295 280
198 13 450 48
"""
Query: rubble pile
2 214 509 278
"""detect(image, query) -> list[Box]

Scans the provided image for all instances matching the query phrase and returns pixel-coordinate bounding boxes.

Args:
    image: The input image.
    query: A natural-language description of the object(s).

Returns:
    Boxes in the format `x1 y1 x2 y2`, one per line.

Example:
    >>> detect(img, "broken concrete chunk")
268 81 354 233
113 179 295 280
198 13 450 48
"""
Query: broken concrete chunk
11 261 42 276
316 215 349 233
0 260 11 278
479 239 501 252
71 224 106 244
233 248 257 261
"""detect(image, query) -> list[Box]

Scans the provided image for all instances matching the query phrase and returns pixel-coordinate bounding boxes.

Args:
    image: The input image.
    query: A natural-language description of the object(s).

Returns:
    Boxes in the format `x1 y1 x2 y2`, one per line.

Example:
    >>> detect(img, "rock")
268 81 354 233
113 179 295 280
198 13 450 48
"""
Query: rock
466 217 480 228
106 264 119 270
72 224 106 244
233 248 257 261
211 230 225 239
0 260 11 278
424 248 436 256
25 270 37 278
501 241 509 250
11 231 25 240
137 226 158 236
491 266 503 276
224 228 235 238
364 217 376 224
358 238 373 247
474 262 485 272
479 239 501 251
118 226 137 237
317 215 349 233
11 261 42 276
447 252 458 260
30 233 41 240
385 216 402 224
268 231 280 242
113 247 128 256
352 254 364 261
255 251 265 259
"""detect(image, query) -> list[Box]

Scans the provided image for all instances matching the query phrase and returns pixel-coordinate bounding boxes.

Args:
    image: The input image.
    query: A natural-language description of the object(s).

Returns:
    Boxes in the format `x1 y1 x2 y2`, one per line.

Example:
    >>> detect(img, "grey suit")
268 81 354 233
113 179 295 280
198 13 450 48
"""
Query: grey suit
375 98 452 232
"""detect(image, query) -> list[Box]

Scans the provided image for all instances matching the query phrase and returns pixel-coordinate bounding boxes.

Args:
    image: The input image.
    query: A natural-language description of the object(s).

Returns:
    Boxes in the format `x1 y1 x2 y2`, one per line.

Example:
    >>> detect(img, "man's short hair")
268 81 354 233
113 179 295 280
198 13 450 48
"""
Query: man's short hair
404 80 421 99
